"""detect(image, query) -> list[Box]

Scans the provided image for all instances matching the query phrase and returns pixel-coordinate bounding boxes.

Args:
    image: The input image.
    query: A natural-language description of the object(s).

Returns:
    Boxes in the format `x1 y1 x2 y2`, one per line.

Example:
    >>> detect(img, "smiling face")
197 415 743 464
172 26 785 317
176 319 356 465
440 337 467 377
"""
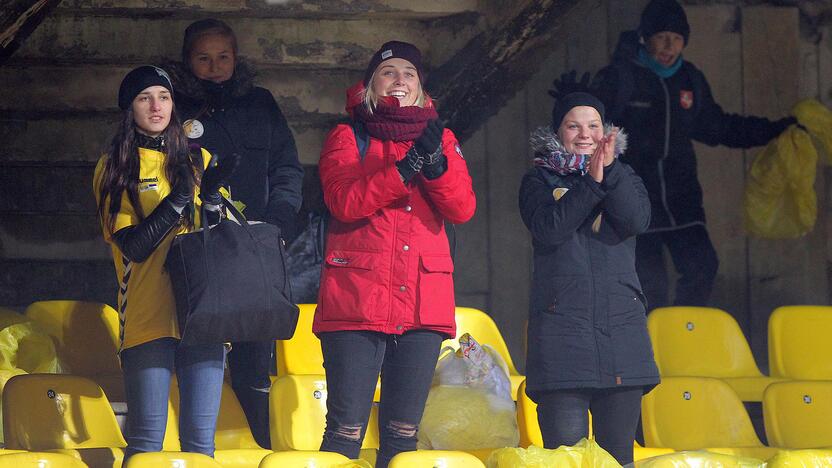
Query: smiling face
558 106 603 155
370 58 420 107
188 33 236 83
132 86 173 136
646 31 685 67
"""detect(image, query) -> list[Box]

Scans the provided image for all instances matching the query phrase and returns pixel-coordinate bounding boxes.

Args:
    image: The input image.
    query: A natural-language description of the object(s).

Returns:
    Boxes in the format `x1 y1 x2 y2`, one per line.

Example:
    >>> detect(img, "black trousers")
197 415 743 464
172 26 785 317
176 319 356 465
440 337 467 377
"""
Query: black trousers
635 225 719 310
536 386 644 465
227 340 273 449
319 329 442 468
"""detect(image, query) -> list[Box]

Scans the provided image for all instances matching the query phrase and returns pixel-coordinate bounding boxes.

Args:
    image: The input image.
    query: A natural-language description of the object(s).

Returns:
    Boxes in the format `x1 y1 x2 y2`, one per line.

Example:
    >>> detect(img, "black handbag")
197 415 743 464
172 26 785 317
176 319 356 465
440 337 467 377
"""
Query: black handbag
165 199 299 346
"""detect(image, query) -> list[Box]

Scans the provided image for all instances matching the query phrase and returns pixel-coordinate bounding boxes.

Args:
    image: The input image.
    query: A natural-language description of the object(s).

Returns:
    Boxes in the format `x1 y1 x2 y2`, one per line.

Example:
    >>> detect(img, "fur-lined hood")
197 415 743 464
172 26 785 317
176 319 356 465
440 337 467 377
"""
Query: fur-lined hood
163 58 257 101
530 123 628 158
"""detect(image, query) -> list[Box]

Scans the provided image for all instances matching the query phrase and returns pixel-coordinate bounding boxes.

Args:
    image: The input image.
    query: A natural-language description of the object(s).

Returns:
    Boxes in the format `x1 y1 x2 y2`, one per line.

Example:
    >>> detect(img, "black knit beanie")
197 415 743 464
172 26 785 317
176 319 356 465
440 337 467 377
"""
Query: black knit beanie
118 65 174 110
639 0 690 45
363 41 424 86
551 92 605 130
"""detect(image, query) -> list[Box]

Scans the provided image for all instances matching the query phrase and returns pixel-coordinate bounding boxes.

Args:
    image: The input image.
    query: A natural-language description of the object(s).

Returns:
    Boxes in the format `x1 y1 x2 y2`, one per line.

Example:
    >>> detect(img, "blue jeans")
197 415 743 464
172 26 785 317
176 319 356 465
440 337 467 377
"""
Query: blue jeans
319 330 443 468
121 337 225 461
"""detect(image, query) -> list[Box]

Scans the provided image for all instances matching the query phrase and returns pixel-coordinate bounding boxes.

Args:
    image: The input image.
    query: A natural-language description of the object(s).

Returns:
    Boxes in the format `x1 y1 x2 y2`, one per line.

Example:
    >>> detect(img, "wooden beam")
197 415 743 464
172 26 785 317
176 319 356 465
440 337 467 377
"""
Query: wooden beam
425 0 581 142
0 0 61 65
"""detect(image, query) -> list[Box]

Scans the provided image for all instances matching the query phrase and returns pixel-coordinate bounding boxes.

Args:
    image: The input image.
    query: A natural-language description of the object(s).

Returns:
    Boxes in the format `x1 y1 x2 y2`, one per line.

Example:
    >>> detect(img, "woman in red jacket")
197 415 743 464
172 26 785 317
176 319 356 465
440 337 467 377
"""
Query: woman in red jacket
314 41 475 466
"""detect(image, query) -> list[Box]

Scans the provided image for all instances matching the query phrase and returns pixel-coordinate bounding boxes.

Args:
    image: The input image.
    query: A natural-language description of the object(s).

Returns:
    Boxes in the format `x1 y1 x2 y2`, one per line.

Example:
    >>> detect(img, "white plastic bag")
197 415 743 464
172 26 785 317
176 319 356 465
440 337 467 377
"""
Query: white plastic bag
418 333 519 450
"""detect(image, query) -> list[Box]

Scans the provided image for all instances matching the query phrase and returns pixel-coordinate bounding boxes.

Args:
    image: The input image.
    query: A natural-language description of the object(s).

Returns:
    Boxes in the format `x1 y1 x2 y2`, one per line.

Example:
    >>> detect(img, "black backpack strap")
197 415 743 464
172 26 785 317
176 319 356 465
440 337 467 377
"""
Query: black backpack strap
351 120 370 160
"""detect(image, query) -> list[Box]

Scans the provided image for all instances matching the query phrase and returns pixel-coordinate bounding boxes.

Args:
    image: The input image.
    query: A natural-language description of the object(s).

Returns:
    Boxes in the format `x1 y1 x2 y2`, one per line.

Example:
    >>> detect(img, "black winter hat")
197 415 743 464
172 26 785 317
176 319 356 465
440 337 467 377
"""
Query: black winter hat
363 41 423 86
551 92 605 130
118 65 174 110
639 0 690 45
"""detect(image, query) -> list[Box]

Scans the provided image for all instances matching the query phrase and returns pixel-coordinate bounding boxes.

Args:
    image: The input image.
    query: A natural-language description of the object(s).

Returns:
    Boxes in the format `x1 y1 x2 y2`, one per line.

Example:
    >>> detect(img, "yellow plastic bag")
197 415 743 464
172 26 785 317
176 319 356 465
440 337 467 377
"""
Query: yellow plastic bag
765 449 832 467
0 309 58 374
418 334 519 450
744 126 817 238
793 99 832 162
487 439 620 468
631 450 764 467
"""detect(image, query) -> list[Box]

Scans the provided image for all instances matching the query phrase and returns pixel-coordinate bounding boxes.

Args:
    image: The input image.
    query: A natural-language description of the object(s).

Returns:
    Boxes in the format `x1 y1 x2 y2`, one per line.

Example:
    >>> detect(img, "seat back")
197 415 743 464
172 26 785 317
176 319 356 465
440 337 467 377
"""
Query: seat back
768 306 832 379
276 304 323 375
2 374 126 450
125 451 223 467
641 376 763 450
388 450 486 467
24 301 121 377
166 378 262 450
443 307 519 376
647 307 762 378
0 452 88 468
269 374 379 451
257 451 351 467
763 380 832 449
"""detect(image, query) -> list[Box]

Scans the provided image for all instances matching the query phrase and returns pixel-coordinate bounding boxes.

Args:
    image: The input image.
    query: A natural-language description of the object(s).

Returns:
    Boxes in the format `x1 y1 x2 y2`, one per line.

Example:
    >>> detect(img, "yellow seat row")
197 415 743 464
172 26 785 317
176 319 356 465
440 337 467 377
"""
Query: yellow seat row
647 305 832 401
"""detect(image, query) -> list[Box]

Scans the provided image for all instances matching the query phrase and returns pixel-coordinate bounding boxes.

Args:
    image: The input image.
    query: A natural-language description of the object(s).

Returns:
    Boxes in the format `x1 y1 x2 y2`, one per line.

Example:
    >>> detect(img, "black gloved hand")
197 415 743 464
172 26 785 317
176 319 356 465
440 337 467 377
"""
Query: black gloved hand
415 119 444 158
200 153 240 205
548 70 592 101
396 147 423 184
168 165 195 209
420 120 447 180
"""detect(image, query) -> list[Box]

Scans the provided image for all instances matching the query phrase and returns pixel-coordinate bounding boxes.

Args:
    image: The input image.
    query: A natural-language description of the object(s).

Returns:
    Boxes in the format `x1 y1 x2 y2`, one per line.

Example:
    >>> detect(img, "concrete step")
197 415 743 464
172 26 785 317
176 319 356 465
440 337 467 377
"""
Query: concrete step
0 257 116 307
13 14 478 68
55 0 479 19
1 213 109 260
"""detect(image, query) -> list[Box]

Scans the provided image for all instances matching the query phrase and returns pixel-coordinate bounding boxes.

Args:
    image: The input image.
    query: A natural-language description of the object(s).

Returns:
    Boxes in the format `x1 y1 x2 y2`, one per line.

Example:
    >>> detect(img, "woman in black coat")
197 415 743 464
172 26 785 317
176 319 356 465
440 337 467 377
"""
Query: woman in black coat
518 92 659 465
165 19 304 450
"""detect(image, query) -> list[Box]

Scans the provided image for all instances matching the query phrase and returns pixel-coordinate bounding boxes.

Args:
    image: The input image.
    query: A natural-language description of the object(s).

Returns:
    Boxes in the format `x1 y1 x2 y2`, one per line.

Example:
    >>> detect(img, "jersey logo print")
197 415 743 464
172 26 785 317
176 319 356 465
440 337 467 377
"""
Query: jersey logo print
117 256 132 352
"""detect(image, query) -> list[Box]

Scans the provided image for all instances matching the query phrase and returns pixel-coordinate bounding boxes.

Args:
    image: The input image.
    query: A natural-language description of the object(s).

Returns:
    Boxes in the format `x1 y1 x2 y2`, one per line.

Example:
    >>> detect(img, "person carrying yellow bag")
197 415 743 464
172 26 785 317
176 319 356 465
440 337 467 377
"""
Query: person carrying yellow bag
744 99 832 238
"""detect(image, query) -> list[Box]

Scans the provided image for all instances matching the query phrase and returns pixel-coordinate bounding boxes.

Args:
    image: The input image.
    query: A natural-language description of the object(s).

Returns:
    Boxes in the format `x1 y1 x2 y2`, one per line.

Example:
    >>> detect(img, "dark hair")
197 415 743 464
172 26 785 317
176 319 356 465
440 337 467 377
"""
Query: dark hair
181 18 238 63
96 104 201 233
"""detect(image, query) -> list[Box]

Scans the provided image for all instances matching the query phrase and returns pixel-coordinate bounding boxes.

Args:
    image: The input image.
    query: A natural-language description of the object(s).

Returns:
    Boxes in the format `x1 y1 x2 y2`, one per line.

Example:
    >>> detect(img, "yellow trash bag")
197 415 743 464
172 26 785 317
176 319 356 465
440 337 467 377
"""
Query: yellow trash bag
744 126 817 239
418 334 519 451
765 449 832 467
486 439 620 468
631 450 764 467
0 308 58 374
793 99 832 161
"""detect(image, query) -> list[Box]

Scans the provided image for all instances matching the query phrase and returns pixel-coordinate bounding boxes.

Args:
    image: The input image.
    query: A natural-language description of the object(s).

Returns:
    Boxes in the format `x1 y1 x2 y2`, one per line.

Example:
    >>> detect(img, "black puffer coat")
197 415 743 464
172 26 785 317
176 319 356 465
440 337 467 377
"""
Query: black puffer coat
593 31 793 232
166 60 304 239
519 128 659 401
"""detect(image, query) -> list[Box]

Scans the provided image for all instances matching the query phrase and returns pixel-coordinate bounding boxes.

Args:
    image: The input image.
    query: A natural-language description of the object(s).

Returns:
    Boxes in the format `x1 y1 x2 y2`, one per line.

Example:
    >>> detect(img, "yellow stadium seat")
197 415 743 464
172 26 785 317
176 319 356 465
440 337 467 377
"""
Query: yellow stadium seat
763 380 832 449
443 307 524 400
642 377 779 459
24 301 125 401
766 449 832 467
768 306 832 379
124 452 223 467
633 450 765 467
269 374 378 463
275 304 382 402
647 307 779 401
2 374 125 468
257 451 351 467
0 452 88 467
166 379 271 467
388 450 486 467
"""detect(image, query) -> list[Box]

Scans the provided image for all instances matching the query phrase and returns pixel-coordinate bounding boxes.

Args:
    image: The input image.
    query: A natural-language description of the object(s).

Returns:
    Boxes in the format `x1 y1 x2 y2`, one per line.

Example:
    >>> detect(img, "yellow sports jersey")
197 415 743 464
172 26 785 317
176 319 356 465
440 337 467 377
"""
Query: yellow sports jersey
93 146 212 352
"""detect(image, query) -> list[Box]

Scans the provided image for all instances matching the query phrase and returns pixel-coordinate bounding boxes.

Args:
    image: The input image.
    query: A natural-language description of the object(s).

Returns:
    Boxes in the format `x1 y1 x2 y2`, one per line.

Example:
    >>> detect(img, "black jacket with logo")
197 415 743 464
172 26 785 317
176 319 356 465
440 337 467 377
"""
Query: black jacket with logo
166 60 304 240
593 31 792 231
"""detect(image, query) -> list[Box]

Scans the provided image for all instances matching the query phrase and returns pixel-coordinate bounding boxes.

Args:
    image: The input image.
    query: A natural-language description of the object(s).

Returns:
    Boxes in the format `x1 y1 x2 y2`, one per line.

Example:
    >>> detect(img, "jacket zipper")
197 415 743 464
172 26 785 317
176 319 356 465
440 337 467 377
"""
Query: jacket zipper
658 78 677 227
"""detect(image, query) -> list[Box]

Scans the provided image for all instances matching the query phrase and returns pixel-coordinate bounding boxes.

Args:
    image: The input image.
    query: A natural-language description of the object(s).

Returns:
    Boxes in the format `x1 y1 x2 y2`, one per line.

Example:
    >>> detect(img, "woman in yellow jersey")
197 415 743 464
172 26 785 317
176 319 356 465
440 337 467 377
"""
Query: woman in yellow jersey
93 66 236 461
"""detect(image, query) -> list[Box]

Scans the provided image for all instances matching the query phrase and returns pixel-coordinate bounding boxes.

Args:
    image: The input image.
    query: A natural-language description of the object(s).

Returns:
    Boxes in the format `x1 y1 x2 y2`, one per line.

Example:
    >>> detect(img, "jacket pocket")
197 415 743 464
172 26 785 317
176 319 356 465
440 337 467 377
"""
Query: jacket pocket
417 255 455 327
319 250 384 322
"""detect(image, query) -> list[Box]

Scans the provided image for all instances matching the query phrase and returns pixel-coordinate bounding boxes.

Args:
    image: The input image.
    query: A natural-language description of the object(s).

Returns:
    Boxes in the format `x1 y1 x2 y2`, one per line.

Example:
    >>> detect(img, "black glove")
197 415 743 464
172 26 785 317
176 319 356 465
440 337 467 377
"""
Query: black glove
548 70 592 101
415 119 444 158
168 165 195 209
200 153 240 205
396 147 423 184
422 154 447 180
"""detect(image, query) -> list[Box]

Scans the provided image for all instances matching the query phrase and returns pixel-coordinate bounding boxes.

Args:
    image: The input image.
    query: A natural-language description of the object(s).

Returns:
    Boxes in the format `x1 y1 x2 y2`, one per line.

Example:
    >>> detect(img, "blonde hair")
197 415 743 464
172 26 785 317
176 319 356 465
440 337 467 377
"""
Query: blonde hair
362 70 428 115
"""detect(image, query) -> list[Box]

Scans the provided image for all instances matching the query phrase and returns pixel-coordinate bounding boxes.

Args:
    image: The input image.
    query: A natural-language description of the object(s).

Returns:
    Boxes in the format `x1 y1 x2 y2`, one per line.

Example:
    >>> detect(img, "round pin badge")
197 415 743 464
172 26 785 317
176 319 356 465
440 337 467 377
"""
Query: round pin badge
184 119 204 139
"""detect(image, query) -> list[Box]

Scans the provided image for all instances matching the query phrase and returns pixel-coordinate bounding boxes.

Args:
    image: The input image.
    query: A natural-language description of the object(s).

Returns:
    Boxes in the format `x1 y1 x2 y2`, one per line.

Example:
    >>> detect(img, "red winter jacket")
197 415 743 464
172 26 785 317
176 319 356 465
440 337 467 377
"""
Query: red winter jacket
312 83 476 338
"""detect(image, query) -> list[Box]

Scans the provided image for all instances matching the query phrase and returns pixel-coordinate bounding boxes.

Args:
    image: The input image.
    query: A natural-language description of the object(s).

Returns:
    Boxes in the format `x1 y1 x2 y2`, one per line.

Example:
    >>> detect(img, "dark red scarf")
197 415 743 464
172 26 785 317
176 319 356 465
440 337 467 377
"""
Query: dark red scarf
353 95 438 142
